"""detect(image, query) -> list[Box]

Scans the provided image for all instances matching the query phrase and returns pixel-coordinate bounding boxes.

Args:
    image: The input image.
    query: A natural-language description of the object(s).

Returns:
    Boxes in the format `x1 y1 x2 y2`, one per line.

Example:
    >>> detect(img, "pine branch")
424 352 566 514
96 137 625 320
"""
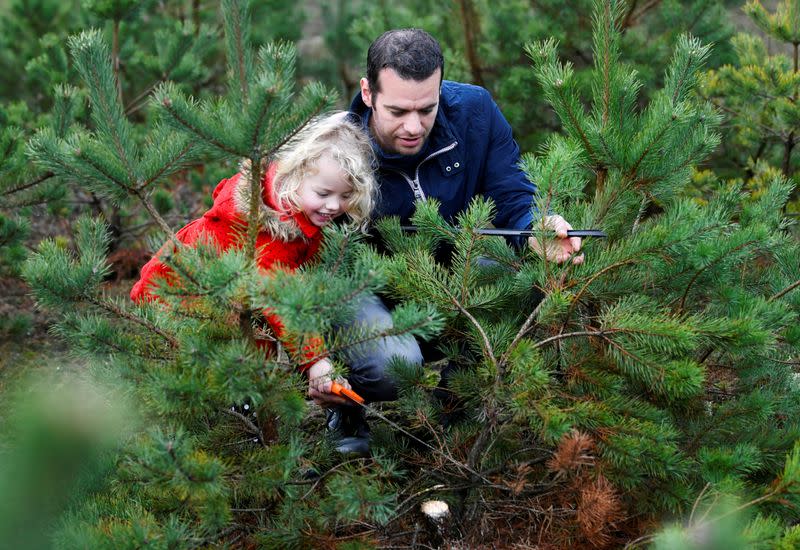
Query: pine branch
757 355 800 365
298 315 434 366
554 85 599 162
112 20 122 104
222 0 250 107
1 172 54 197
670 52 692 107
599 0 614 127
498 294 546 369
628 115 675 178
467 408 498 472
231 7 249 106
57 315 170 362
678 239 758 312
631 194 649 233
628 0 661 28
602 331 651 367
360 403 492 484
248 88 276 150
622 0 638 29
78 148 133 193
459 231 479 306
263 101 327 157
124 30 198 116
625 483 792 549
770 277 800 302
2 197 54 209
87 296 178 348
563 259 635 327
447 291 497 370
159 98 241 156
782 131 796 179
245 156 262 260
329 232 353 275
220 408 266 447
79 45 136 184
131 187 177 241
138 141 195 190
1 132 15 163
710 101 783 139
126 81 163 116
326 278 375 312
299 457 389 500
534 330 606 349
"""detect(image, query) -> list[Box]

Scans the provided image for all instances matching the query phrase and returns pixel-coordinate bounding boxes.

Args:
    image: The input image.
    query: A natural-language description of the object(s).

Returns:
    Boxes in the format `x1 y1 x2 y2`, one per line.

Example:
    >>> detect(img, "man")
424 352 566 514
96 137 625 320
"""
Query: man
309 28 583 455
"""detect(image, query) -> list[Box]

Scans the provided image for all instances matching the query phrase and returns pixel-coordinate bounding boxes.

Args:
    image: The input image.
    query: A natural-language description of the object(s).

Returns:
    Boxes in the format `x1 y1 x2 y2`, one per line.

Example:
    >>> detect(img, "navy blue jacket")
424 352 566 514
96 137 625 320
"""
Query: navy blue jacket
350 80 536 242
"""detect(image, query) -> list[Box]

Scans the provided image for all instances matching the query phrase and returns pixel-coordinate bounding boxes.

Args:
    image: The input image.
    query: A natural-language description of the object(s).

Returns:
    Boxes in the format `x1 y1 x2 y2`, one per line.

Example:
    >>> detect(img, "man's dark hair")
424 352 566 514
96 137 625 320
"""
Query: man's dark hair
366 28 444 94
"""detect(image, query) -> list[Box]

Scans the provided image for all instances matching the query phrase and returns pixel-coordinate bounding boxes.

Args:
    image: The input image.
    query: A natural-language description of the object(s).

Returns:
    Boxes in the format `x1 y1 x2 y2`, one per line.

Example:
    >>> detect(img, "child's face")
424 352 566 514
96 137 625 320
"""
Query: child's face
297 153 354 227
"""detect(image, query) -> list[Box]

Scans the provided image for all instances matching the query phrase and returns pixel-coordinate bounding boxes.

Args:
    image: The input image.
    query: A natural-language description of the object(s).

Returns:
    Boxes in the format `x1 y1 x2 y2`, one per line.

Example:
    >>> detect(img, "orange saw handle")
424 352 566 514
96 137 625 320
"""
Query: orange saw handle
330 381 365 404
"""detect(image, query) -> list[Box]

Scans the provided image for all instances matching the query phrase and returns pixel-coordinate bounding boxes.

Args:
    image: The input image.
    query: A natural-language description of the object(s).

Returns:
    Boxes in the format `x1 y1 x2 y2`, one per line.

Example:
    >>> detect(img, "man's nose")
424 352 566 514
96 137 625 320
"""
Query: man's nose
403 113 423 135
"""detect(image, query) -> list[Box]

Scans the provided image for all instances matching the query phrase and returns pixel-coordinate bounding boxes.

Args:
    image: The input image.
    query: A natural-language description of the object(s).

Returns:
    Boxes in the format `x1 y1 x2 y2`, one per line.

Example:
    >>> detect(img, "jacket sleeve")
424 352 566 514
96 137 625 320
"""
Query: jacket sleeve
129 217 212 303
478 91 538 247
131 175 241 302
262 310 326 372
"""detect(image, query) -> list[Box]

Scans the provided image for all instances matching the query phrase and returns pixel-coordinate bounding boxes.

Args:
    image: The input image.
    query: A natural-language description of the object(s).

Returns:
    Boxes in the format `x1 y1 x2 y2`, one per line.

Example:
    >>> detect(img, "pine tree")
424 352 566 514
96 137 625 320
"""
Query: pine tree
0 1 217 333
366 0 800 545
701 0 800 213
0 89 79 336
21 1 441 547
0 0 85 107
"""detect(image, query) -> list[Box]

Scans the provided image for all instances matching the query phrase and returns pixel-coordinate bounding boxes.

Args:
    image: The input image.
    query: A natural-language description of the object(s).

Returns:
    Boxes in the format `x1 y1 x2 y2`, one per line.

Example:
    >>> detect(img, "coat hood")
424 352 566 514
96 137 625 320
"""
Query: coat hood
229 162 321 243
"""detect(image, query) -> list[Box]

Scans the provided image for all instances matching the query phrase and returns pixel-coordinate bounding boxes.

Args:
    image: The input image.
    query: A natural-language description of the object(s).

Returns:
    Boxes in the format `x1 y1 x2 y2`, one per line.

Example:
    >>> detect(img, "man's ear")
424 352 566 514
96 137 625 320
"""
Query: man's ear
360 77 373 108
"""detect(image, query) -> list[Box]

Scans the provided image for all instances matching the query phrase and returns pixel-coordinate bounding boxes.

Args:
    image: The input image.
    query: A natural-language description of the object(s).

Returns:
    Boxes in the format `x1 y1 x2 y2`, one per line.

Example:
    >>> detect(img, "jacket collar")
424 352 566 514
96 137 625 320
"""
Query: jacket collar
261 166 320 239
234 163 321 242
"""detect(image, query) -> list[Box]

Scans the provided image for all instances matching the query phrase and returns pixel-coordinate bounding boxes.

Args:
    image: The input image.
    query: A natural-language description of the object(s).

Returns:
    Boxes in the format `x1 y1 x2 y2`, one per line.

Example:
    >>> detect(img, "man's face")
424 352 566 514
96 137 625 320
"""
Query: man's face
360 67 440 156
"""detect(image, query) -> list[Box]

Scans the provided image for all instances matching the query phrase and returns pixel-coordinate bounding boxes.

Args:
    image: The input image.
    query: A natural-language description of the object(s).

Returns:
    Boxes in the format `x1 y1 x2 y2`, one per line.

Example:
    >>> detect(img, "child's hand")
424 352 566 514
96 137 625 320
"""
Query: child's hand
307 358 351 407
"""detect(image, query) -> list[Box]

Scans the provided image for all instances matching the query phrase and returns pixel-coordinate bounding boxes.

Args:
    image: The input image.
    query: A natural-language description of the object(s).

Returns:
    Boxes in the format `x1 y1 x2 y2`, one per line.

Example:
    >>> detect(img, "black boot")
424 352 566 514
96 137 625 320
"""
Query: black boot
326 405 370 457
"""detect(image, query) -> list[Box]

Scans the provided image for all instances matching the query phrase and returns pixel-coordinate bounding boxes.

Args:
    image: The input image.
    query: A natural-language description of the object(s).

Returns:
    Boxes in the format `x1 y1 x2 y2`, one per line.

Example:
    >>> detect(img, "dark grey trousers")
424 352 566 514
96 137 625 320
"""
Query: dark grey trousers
340 294 423 404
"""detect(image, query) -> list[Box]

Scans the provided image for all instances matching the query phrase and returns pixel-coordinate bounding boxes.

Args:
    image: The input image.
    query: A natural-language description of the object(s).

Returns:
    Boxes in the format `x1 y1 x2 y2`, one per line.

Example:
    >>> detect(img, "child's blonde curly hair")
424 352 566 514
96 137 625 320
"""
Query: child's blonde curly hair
272 112 376 227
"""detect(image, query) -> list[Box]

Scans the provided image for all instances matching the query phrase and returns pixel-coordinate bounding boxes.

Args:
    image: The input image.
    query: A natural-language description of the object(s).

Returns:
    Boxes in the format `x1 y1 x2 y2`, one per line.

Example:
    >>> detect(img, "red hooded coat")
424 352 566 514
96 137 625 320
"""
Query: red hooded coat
130 165 325 370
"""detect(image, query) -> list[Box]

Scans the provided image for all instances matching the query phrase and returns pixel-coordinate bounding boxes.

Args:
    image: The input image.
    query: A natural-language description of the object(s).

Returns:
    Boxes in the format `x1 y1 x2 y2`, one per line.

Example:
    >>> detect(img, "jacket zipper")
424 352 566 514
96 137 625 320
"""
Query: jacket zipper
389 141 458 202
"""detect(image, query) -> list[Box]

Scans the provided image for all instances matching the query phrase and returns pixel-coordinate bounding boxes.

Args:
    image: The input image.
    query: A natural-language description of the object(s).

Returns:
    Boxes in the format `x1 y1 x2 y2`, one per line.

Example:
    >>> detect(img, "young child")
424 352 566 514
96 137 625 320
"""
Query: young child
130 112 376 407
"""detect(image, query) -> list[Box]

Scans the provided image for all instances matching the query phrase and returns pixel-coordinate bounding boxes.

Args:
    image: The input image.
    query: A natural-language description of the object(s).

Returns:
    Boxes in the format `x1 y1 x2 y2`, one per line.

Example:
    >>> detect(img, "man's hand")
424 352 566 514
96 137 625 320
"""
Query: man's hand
307 358 351 407
528 215 584 265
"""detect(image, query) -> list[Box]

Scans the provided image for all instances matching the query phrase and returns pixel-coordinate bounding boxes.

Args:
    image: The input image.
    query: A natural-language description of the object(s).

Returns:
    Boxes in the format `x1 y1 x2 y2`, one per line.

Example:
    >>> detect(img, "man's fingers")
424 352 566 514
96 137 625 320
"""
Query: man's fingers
545 215 571 238
529 228 586 265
